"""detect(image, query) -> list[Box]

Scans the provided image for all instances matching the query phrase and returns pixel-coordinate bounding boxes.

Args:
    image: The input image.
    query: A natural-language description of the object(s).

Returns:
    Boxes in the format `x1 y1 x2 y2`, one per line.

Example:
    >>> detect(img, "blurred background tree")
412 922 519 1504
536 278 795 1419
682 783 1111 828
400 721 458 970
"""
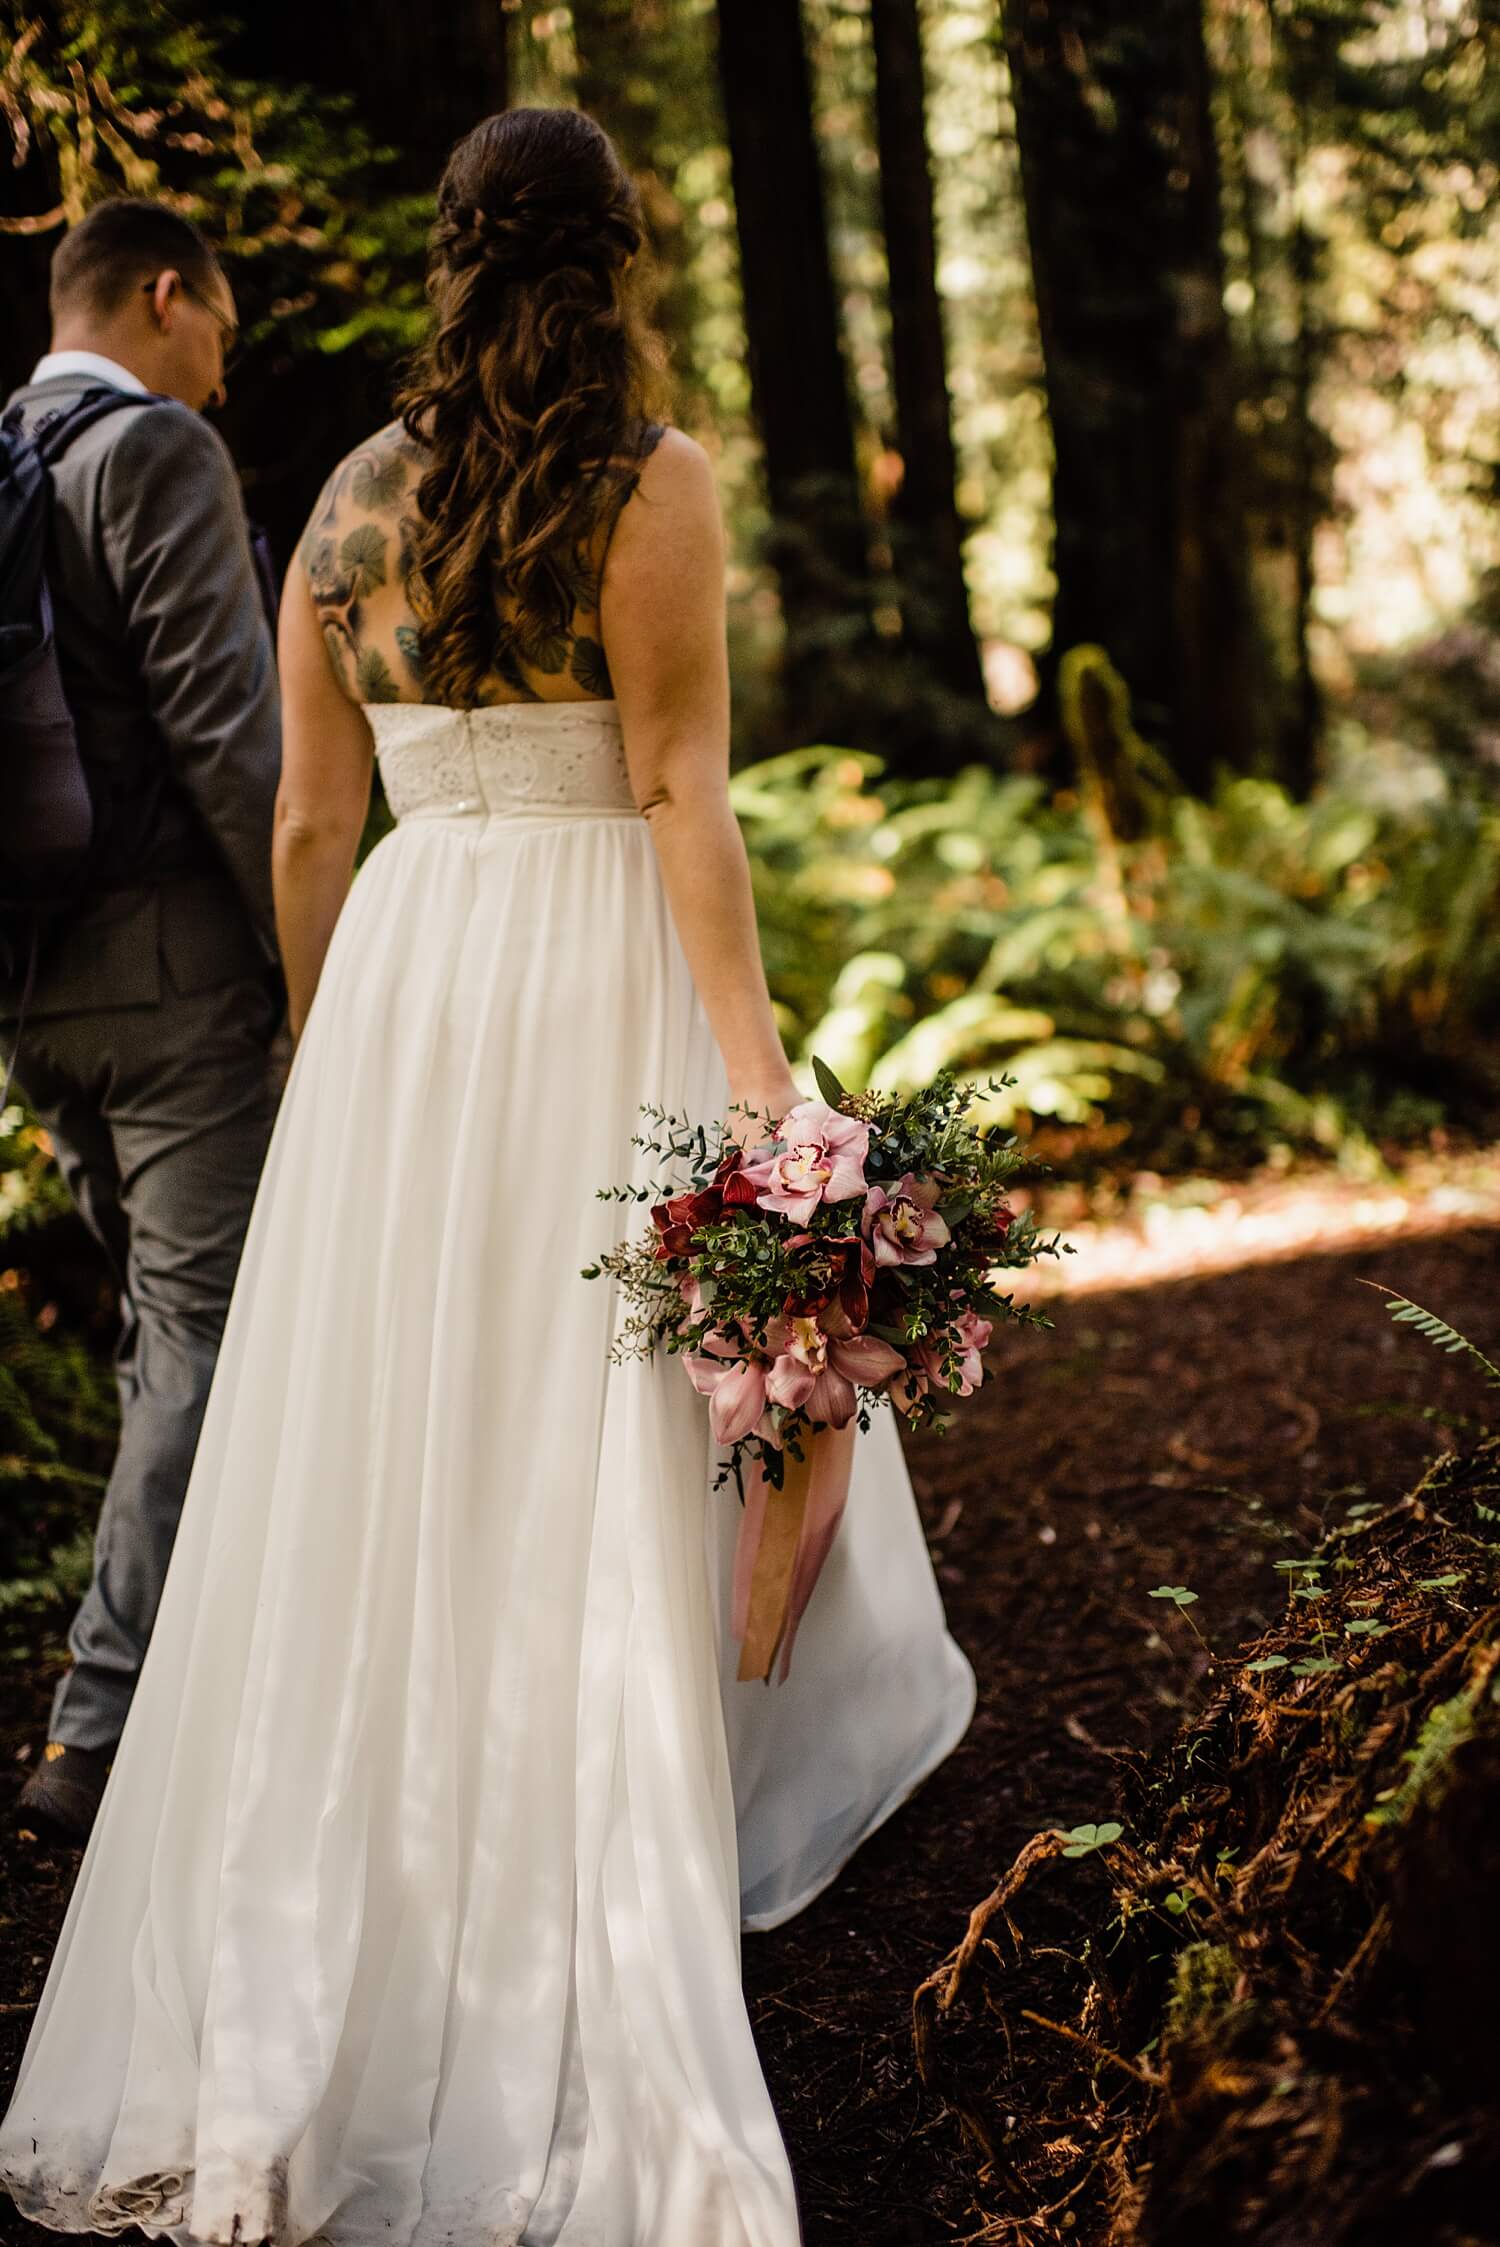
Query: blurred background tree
870 0 991 726
715 0 883 747
1002 1 1255 792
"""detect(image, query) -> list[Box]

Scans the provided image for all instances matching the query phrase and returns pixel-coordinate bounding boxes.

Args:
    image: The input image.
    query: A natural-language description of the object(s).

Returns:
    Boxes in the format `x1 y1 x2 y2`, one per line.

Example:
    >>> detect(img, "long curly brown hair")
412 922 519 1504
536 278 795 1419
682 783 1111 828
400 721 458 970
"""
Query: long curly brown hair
396 108 661 708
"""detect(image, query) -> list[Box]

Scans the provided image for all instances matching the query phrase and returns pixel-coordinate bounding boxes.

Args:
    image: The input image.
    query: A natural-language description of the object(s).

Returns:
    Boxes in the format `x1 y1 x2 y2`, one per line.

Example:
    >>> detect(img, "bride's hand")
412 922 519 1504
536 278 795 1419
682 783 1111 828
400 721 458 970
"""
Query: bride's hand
725 1075 799 1150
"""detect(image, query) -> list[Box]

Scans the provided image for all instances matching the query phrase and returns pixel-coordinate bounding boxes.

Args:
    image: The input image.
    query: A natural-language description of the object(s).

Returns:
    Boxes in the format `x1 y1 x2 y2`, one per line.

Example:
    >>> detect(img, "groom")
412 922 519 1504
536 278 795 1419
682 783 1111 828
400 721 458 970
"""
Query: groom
2 199 281 1842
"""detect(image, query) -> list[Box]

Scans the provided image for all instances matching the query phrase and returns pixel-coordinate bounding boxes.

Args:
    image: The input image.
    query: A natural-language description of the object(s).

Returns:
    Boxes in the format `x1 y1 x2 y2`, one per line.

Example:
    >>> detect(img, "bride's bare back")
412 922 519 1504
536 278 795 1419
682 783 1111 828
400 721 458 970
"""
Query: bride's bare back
299 417 662 709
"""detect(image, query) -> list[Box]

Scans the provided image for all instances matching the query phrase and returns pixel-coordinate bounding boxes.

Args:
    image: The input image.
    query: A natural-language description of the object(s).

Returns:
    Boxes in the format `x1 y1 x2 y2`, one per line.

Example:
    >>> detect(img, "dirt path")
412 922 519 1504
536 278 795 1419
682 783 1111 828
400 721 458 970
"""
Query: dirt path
1 1194 1497 2246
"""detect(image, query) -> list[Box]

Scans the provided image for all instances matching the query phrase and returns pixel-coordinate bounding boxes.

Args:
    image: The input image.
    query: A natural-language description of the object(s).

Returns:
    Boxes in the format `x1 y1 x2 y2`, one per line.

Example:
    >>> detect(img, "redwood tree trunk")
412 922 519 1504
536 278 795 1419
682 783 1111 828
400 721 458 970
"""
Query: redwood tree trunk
572 0 700 412
870 0 987 711
1004 1 1254 792
715 0 872 730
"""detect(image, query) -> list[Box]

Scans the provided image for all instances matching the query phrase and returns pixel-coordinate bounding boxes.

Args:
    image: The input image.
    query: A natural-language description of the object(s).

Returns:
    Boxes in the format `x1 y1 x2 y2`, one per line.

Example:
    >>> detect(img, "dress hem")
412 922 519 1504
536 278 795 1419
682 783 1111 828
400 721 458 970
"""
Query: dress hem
738 1656 977 1935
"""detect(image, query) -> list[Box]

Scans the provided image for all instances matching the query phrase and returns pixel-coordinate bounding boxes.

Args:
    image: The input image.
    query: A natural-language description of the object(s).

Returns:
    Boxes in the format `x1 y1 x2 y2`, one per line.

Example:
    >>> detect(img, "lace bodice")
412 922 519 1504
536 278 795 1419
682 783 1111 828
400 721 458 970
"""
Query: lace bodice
365 700 638 821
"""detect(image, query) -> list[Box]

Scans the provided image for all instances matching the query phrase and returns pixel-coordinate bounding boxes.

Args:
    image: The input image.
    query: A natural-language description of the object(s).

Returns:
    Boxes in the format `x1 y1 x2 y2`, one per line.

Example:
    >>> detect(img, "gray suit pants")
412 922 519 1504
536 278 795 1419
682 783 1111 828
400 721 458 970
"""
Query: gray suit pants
16 969 277 1751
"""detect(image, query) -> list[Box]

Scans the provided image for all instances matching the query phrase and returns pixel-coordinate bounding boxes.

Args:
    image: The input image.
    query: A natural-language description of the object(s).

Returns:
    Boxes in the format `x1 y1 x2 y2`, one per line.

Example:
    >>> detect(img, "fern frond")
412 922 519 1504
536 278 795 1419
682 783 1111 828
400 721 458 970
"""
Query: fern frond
1365 1686 1481 1829
1360 1282 1500 1388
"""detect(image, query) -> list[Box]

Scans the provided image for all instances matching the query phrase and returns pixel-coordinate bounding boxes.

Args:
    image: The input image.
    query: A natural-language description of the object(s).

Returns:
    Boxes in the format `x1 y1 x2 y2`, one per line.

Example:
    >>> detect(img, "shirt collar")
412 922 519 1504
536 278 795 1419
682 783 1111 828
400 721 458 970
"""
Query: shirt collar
30 350 149 398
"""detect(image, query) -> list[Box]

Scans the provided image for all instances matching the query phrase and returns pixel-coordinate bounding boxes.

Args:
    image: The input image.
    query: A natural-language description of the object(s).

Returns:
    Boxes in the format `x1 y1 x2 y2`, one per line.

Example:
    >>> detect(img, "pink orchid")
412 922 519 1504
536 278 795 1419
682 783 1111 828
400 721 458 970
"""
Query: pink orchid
740 1100 871 1223
913 1309 992 1398
760 1312 905 1429
684 1337 770 1446
861 1173 950 1269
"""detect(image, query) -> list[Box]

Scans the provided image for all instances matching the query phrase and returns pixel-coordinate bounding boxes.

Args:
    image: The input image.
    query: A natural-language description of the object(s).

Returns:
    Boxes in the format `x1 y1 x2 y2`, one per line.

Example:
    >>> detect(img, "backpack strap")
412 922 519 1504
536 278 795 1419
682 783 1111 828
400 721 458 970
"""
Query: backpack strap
29 384 161 467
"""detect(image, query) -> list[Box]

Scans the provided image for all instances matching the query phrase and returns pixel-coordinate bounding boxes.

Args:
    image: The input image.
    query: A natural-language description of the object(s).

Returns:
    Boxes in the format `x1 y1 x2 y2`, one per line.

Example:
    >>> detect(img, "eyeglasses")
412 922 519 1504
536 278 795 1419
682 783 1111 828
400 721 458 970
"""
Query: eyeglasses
141 274 241 371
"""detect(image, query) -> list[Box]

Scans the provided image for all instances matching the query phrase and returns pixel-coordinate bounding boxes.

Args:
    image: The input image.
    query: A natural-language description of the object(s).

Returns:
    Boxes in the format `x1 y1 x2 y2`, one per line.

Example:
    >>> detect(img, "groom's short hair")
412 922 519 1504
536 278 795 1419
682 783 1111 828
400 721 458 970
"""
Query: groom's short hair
50 197 221 319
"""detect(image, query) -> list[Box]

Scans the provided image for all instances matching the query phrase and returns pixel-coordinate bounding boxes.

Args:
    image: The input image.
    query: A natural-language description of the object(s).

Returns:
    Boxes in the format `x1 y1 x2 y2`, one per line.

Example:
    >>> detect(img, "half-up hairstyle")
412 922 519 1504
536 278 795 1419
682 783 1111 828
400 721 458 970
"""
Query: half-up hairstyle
397 107 660 708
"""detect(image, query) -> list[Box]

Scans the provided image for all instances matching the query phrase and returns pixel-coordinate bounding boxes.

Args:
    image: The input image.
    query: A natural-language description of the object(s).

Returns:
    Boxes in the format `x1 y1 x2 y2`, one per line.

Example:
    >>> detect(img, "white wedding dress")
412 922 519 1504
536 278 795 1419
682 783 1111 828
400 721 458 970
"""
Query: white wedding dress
0 700 975 2247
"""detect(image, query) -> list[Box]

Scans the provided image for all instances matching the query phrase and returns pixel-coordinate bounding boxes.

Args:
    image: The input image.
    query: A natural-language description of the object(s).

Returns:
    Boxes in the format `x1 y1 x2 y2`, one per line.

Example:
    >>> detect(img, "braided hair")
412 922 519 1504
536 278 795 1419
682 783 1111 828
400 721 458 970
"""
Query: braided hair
396 108 662 708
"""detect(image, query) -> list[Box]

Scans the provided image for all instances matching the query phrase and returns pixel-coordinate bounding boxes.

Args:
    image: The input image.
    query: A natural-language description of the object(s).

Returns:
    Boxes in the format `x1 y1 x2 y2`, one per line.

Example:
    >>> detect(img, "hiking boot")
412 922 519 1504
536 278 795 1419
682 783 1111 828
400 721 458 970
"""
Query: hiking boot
16 1741 112 1846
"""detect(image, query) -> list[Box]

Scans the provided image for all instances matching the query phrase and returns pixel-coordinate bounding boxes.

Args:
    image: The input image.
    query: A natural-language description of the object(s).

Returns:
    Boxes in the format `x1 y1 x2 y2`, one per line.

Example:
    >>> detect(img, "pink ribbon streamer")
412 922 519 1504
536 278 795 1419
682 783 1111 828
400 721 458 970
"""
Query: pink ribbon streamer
774 1420 857 1683
730 1466 768 1649
731 1421 858 1684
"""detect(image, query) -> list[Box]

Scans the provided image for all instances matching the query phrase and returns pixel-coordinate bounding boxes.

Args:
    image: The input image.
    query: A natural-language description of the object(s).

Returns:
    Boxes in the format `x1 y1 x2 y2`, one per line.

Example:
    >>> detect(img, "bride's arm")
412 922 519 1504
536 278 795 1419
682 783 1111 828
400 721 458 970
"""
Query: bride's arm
273 559 375 1043
601 432 798 1133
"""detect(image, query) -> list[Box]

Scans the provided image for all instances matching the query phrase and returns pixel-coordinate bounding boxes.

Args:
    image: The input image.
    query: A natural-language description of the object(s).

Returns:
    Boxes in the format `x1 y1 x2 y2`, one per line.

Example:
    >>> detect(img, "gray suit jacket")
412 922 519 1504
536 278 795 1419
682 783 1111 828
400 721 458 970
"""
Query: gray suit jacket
3 372 281 1019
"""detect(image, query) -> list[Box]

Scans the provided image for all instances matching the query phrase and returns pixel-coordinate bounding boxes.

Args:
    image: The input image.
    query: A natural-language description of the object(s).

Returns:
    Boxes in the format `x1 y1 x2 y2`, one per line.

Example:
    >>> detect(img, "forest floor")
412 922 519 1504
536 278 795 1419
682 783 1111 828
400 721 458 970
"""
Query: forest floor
0 1148 1496 2246
742 1146 1500 2246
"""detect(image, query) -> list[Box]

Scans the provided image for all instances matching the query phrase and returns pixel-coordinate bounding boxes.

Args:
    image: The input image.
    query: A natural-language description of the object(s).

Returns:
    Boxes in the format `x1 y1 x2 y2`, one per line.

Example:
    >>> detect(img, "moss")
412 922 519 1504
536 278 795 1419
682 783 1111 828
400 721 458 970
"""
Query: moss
1164 1940 1241 2043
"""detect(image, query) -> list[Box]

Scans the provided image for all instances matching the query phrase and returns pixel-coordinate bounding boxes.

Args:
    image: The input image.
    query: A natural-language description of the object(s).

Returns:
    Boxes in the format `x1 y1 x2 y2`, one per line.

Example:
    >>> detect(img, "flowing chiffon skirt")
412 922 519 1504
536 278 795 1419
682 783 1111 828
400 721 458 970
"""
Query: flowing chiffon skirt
0 703 974 2246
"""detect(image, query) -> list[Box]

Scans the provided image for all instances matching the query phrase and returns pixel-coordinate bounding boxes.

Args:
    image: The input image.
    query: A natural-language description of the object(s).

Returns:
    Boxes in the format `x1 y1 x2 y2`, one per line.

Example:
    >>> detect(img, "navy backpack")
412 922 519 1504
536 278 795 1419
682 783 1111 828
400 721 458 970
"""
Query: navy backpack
0 384 149 1095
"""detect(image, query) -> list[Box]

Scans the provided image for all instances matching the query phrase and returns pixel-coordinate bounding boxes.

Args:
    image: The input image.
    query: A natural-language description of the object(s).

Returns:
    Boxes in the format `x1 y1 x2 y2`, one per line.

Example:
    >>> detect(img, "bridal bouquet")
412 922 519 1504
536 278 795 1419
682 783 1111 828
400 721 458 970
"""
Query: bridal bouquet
586 1061 1056 1683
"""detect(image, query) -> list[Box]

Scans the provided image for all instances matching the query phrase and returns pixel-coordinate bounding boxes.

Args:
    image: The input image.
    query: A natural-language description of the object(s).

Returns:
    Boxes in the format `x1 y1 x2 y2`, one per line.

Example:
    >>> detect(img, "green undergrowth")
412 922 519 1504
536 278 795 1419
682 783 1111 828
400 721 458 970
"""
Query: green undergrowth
736 728 1500 1176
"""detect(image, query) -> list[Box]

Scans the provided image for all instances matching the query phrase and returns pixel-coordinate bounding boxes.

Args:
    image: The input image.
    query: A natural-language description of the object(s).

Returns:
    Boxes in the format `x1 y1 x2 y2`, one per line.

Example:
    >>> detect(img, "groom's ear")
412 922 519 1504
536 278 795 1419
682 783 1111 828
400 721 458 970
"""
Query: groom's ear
145 268 184 331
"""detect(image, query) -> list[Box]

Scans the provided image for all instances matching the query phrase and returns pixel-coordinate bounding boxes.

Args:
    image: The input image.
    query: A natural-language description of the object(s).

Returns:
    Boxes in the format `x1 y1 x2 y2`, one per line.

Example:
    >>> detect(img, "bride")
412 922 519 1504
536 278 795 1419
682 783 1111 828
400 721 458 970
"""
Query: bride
0 107 973 2246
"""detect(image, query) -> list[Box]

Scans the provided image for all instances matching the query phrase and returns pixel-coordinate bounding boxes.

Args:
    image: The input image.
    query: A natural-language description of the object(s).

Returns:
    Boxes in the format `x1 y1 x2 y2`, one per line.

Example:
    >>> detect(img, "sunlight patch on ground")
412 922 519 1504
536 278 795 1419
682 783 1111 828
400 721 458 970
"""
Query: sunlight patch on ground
1004 1150 1500 1300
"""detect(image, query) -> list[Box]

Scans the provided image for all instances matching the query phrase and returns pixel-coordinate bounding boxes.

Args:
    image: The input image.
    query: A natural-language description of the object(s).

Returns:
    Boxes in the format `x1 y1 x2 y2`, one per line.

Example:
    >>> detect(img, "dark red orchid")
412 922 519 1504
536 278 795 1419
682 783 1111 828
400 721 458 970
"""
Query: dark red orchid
650 1183 723 1262
717 1148 765 1210
782 1231 876 1335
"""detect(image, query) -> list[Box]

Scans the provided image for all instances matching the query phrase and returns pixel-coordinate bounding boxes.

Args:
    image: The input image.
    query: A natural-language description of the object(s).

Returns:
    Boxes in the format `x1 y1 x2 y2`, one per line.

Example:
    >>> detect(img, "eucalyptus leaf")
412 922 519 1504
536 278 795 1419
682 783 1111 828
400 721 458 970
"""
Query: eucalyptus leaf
810 1053 851 1109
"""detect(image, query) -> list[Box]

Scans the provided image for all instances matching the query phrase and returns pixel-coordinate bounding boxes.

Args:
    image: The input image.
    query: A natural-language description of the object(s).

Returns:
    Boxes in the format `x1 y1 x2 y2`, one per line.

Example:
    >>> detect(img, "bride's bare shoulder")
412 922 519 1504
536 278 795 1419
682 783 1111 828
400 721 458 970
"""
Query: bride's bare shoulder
612 426 721 548
631 425 713 493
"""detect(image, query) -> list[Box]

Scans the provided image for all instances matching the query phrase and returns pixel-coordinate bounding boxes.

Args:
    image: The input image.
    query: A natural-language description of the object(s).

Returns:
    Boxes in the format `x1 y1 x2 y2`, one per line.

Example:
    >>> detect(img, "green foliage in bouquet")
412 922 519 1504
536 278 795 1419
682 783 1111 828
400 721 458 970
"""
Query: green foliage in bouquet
586 1063 1060 1488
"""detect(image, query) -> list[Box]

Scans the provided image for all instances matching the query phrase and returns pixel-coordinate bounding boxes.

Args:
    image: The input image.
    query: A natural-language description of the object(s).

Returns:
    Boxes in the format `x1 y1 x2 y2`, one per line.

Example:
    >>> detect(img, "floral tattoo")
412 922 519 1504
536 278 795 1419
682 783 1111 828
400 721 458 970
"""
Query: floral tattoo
300 420 665 707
